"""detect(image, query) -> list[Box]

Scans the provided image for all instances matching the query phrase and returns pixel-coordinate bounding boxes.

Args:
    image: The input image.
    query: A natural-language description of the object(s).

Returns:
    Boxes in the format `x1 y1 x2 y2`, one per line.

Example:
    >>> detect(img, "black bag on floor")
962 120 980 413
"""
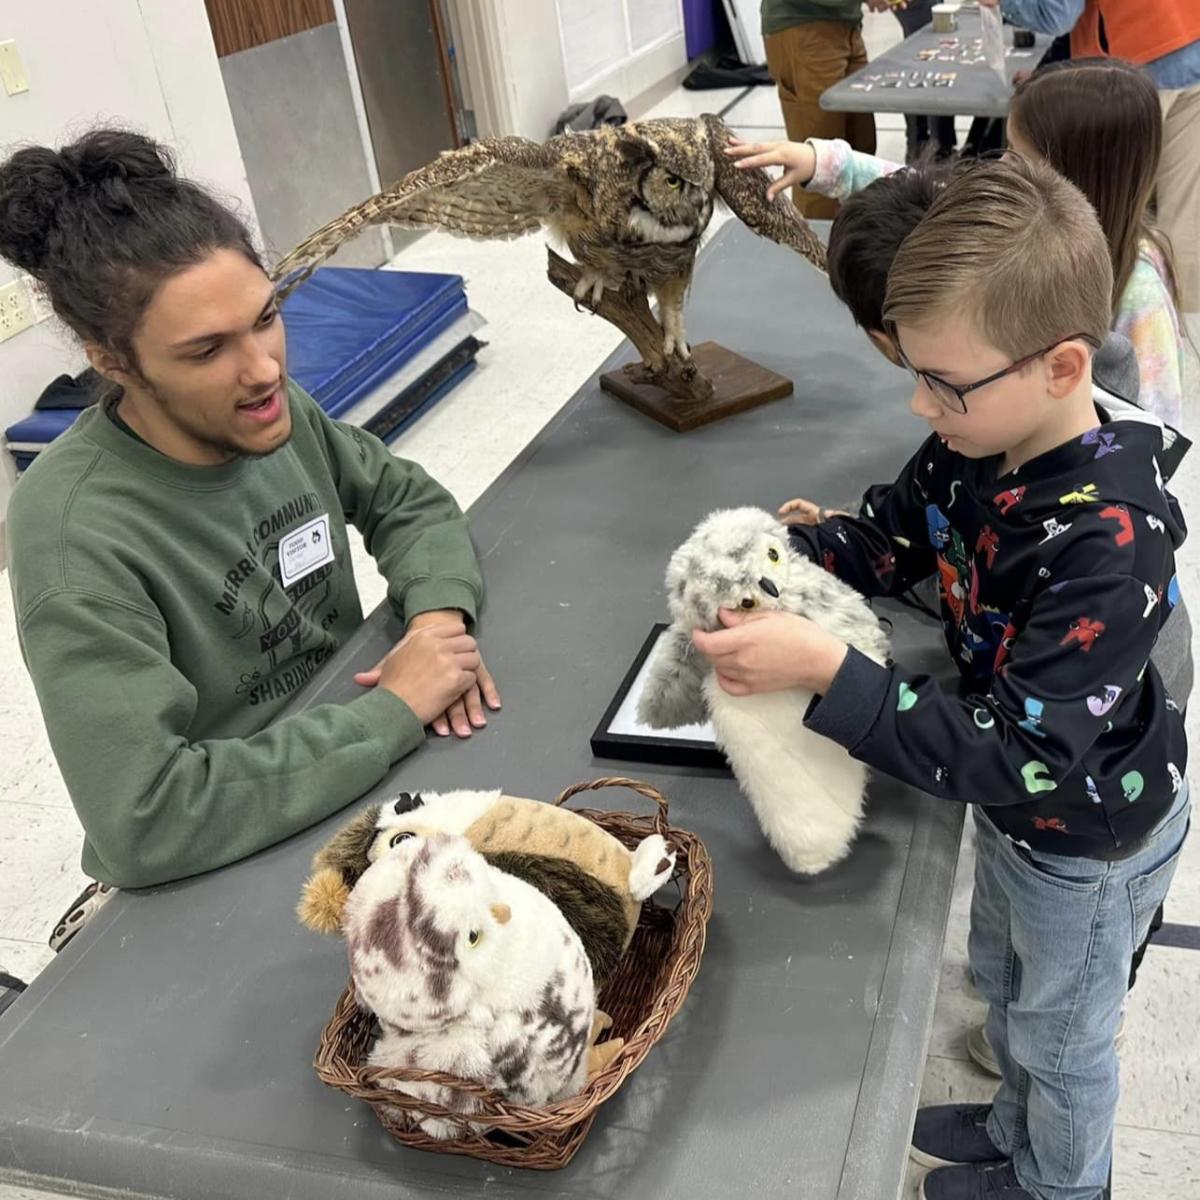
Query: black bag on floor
553 95 628 134
683 54 772 89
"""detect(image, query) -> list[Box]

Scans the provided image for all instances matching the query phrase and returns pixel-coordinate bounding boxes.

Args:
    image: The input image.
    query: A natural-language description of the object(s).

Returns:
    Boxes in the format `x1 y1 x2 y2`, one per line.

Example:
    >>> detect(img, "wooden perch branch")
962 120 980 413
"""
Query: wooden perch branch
546 249 715 404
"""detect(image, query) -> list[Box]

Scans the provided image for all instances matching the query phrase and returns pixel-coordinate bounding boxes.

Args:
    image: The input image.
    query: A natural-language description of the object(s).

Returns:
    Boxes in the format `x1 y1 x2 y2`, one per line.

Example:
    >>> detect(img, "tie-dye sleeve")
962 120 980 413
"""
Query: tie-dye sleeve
806 139 903 202
1113 249 1185 431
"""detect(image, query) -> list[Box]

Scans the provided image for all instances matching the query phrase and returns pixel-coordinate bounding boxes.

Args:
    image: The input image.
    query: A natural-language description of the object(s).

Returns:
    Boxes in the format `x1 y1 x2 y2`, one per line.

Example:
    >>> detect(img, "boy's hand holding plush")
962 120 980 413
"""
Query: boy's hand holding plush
693 608 850 697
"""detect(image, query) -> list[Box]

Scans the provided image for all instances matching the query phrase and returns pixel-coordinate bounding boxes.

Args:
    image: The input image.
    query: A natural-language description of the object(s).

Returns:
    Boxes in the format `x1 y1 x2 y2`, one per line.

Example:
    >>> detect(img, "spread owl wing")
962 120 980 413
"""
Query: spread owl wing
701 114 827 274
272 136 586 297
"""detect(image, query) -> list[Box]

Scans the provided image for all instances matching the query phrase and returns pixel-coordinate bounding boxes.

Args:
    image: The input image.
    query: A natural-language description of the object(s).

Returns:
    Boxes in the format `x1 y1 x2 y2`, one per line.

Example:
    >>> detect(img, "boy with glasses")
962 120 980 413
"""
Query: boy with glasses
693 156 1190 1200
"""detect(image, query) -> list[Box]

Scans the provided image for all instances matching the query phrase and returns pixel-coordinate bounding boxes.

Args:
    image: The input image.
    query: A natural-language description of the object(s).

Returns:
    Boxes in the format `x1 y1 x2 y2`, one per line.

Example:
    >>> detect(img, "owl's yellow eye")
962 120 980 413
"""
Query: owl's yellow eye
467 930 481 947
740 597 757 610
665 173 681 189
767 547 780 563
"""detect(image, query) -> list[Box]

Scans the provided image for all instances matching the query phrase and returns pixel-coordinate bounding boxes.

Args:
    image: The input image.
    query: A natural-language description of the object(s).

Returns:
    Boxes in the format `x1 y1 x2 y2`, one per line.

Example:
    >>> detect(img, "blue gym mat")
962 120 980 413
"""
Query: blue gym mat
282 267 471 421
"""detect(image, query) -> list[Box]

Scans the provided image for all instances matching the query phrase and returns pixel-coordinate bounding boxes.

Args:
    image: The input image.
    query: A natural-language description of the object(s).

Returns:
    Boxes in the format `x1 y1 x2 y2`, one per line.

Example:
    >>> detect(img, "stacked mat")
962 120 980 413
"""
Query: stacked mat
5 407 79 474
3 268 483 473
4 370 99 474
282 267 485 442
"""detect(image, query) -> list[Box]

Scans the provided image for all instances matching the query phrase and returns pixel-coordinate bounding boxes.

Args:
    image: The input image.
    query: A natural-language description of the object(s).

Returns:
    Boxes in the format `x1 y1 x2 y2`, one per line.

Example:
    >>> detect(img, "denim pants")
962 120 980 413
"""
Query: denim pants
969 783 1191 1200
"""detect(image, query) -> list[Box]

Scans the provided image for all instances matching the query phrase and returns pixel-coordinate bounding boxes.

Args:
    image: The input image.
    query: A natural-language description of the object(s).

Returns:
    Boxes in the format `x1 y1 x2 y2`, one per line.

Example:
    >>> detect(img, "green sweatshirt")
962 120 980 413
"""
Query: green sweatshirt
6 382 482 889
761 0 863 35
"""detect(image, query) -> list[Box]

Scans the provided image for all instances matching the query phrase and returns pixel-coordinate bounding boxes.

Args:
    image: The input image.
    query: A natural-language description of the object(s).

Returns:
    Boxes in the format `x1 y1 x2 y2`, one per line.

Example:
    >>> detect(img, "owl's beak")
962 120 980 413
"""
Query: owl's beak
758 576 779 598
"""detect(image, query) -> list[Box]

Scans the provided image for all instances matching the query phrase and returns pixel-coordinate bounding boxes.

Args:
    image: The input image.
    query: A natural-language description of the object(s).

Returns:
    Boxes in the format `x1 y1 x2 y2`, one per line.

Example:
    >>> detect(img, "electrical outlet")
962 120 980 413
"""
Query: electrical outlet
0 279 34 343
19 273 52 323
0 41 28 96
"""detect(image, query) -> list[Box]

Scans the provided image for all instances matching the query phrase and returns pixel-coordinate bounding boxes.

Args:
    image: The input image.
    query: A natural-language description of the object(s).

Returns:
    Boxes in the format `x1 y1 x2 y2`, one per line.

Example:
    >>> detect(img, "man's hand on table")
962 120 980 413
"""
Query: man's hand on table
354 610 501 738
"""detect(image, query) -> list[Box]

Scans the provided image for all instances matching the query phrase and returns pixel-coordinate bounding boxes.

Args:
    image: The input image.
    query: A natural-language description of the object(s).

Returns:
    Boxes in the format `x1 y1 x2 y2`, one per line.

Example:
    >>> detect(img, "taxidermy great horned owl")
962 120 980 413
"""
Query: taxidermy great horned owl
638 508 890 875
273 114 825 361
345 832 594 1140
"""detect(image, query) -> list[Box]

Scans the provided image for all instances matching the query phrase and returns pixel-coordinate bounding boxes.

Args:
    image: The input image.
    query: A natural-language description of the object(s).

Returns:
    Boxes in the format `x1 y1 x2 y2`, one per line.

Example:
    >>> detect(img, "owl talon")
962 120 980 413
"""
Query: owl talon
572 270 609 311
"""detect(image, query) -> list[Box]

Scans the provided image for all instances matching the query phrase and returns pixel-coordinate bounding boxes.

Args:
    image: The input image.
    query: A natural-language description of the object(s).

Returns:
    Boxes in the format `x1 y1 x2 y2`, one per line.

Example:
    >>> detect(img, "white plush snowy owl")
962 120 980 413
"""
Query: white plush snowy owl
638 507 890 874
344 833 594 1139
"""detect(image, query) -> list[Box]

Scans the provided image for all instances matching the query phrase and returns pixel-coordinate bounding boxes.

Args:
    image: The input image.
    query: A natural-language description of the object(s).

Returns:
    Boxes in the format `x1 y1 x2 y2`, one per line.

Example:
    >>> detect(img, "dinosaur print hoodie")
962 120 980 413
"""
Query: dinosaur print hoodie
791 388 1189 858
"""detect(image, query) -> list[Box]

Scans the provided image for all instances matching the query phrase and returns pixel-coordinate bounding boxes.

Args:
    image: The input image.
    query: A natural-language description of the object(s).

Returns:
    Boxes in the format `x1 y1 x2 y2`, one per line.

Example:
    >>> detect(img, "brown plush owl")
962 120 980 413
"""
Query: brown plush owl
272 114 825 362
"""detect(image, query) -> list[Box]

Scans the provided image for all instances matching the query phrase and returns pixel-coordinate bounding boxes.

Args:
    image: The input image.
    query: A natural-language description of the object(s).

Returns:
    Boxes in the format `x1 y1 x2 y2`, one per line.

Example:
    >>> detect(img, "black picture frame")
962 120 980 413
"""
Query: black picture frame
590 623 728 770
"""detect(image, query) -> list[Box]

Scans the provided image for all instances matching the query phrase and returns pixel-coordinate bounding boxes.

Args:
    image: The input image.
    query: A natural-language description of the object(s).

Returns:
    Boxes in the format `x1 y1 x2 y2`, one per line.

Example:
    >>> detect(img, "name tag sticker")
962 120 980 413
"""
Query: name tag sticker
279 514 335 587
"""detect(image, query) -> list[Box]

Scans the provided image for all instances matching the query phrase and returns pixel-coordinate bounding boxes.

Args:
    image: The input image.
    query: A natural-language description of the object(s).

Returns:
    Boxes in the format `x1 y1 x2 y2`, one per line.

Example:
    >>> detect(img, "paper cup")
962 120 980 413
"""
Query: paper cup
931 4 959 33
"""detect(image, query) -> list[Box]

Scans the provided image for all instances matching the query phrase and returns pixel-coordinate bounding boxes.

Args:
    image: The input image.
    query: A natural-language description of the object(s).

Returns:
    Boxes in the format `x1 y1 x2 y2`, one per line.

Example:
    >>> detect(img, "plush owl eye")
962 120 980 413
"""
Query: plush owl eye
467 929 481 947
740 596 757 610
767 547 780 563
389 831 416 849
664 172 681 189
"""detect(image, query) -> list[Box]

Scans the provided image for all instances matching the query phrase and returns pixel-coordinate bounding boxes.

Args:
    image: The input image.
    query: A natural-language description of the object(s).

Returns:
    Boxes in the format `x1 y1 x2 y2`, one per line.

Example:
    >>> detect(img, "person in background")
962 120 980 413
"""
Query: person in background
892 0 958 161
761 0 889 217
984 0 1200 314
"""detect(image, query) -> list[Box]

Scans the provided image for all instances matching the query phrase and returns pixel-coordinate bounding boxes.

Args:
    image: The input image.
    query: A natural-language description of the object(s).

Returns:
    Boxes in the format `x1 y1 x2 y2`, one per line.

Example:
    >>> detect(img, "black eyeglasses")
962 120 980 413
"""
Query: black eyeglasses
888 327 1099 415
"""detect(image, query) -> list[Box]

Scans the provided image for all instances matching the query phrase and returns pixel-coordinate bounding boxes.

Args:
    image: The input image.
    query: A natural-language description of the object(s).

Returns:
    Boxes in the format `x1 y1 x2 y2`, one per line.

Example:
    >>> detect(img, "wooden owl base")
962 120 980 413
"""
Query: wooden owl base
546 248 792 433
600 344 793 433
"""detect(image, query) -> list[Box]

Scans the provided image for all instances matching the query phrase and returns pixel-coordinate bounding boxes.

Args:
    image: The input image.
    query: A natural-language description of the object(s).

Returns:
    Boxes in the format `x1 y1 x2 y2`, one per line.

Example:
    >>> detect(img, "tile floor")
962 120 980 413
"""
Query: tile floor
2 11 1199 1198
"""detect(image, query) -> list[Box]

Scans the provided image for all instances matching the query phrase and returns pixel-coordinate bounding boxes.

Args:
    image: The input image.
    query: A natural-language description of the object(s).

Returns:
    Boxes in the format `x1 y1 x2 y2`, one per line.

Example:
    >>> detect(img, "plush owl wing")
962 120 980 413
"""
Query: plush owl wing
637 622 710 729
701 114 827 274
272 135 588 298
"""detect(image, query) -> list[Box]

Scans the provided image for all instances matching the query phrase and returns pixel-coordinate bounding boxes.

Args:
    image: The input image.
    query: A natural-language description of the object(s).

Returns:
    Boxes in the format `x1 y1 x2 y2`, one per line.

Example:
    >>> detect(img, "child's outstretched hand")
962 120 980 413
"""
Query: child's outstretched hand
778 497 851 526
724 137 817 202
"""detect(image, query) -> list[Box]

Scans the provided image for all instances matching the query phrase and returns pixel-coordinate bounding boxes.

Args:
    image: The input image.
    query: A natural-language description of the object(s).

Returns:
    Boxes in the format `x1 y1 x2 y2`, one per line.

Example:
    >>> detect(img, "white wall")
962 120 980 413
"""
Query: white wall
556 0 686 104
0 0 257 554
454 0 687 141
492 0 571 140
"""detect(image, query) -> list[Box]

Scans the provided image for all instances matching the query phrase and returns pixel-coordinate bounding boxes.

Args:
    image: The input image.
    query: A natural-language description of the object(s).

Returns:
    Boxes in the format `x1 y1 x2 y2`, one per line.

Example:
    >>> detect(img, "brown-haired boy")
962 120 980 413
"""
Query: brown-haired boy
693 156 1190 1200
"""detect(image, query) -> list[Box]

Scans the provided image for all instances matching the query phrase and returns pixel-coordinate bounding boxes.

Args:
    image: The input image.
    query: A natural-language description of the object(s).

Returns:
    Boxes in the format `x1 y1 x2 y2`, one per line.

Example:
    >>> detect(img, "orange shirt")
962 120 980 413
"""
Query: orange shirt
1070 0 1200 67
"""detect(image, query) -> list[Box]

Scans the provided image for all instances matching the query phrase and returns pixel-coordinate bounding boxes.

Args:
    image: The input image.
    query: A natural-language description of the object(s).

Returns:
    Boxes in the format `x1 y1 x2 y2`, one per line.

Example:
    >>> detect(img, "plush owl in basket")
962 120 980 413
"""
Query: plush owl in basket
638 507 890 874
300 788 674 994
345 833 595 1140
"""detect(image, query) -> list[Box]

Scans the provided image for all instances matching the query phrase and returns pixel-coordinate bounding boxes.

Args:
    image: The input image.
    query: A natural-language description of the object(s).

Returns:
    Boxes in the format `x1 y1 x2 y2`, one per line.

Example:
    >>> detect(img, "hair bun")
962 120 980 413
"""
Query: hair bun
0 130 175 273
61 129 175 186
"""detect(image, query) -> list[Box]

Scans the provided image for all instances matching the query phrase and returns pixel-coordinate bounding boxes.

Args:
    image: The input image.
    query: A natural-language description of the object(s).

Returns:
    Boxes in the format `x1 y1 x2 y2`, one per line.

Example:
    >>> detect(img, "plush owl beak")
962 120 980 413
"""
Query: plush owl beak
490 903 512 925
758 576 780 598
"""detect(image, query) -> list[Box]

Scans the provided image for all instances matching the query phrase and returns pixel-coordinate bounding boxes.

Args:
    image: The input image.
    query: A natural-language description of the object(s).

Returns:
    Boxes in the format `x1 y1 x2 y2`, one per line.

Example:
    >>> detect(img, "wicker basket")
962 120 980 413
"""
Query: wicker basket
313 776 713 1169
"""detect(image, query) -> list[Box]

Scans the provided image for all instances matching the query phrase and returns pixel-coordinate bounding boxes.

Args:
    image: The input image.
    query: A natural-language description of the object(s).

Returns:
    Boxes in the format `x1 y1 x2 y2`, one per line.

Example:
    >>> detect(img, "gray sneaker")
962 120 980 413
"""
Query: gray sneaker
910 1104 1005 1170
968 1012 1127 1077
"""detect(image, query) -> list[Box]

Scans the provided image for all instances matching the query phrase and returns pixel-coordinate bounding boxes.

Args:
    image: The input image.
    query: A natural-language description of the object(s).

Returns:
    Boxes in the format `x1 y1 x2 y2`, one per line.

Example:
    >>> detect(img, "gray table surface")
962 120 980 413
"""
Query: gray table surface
0 222 964 1200
821 9 1050 118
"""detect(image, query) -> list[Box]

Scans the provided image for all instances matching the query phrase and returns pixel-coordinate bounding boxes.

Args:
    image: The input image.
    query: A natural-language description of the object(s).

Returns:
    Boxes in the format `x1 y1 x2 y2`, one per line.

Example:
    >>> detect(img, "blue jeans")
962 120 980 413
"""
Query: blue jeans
969 782 1191 1200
